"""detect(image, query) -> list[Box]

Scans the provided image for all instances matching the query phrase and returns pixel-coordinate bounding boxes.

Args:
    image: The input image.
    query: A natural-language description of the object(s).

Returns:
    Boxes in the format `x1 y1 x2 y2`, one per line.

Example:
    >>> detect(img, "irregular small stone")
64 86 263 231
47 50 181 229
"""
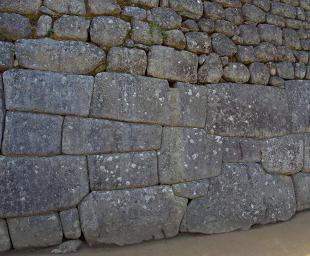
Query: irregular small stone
258 24 282 45
249 62 270 85
253 0 271 12
223 63 250 83
198 53 223 83
163 29 186 49
239 25 260 45
213 0 241 8
107 47 147 75
254 42 277 62
172 179 209 199
186 32 211 54
181 19 199 31
0 13 32 40
159 128 223 184
198 18 214 33
88 151 158 190
236 46 255 64
51 240 83 254
301 0 310 10
147 7 182 29
224 7 244 25
242 4 266 23
211 33 237 56
294 51 309 64
8 214 63 249
276 46 296 62
286 18 302 29
88 0 121 15
122 6 146 20
62 117 162 154
0 0 41 15
79 187 187 245
43 0 86 15
60 208 81 239
90 16 130 48
295 63 306 79
54 15 90 41
0 41 14 71
15 38 105 75
293 173 310 211
283 28 301 50
131 20 163 46
36 15 52 37
147 45 198 83
214 20 238 37
271 2 296 18
266 14 286 27
0 220 11 252
297 7 306 20
276 61 294 79
269 76 284 87
261 135 304 175
169 0 203 20
204 2 224 20
0 155 89 218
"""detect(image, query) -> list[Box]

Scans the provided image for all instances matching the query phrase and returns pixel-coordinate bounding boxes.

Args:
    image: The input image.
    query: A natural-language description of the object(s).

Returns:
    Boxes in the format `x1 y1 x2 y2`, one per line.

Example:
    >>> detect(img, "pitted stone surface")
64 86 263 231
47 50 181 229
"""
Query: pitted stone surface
8 214 63 249
131 20 163 46
88 0 121 15
62 117 162 154
0 0 41 15
0 220 11 252
0 13 32 40
0 41 14 71
60 208 81 240
159 128 223 184
172 179 209 199
0 156 89 217
88 151 158 190
79 187 187 245
147 7 182 30
293 172 310 211
169 0 203 20
43 0 86 15
206 83 291 138
15 39 106 75
3 69 94 116
198 53 223 83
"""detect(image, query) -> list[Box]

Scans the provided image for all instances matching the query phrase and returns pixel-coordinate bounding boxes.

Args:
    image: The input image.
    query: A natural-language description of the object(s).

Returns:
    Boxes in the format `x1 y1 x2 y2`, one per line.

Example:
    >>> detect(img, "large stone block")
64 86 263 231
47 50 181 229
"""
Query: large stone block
62 117 162 154
0 13 32 40
7 214 63 249
0 41 14 71
0 220 11 252
0 0 41 15
0 156 89 217
261 135 304 175
285 80 310 133
158 128 223 184
172 179 209 199
2 112 63 156
15 38 106 75
206 83 291 138
3 69 94 116
88 151 158 190
79 187 187 246
43 0 86 15
293 172 310 211
181 163 296 234
147 46 198 83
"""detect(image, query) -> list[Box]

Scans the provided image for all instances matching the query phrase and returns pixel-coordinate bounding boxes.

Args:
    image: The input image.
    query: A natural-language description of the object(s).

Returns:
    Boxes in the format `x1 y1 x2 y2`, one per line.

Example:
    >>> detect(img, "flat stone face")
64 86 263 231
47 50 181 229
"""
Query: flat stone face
15 38 106 75
0 0 42 15
293 172 310 211
147 46 198 83
2 112 62 156
0 220 11 252
181 163 296 234
7 214 63 249
0 156 89 218
60 208 81 239
285 80 310 133
62 117 162 154
131 20 163 46
43 0 86 15
79 187 187 246
206 83 291 138
3 69 94 116
147 7 182 30
88 151 158 190
0 13 32 40
169 0 203 19
0 41 14 71
172 179 209 199
261 135 304 175
158 128 223 184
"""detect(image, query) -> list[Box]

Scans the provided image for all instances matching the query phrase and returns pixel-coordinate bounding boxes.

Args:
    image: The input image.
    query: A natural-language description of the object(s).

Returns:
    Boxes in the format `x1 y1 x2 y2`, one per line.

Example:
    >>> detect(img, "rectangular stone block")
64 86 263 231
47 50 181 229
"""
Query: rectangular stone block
285 80 310 133
7 214 63 249
206 83 291 138
62 117 162 154
293 172 310 211
158 127 223 184
2 111 63 156
3 69 94 116
0 156 89 218
147 46 198 83
60 208 81 240
79 187 187 246
88 151 158 191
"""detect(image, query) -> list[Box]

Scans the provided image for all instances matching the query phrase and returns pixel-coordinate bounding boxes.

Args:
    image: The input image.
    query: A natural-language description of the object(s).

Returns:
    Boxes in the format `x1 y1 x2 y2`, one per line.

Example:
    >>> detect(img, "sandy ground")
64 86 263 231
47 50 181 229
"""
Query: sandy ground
5 211 310 256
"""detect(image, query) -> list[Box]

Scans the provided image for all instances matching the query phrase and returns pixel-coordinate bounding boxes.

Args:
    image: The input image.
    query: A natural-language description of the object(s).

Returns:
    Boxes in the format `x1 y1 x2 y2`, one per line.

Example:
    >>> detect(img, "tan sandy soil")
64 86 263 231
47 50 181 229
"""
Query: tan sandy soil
4 211 310 256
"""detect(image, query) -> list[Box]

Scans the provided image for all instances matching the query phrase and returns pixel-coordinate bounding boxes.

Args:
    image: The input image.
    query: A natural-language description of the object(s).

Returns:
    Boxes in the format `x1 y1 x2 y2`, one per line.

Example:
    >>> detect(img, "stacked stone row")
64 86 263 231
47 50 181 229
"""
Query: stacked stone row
0 0 310 253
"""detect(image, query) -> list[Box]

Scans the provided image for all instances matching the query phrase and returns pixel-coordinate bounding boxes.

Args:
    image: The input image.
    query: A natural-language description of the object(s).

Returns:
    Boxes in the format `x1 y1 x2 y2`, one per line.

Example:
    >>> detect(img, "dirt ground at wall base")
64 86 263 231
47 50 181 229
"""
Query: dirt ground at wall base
4 211 310 256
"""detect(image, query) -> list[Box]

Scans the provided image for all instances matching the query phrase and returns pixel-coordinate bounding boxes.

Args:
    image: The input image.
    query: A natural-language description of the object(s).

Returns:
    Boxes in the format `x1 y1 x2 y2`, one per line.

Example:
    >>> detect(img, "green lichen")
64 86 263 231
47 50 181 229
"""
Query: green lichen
148 21 168 40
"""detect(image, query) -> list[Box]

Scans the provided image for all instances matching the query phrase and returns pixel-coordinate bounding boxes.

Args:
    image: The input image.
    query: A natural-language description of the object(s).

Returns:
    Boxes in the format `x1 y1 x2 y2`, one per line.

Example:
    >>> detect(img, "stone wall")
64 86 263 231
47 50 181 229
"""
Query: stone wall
0 0 310 252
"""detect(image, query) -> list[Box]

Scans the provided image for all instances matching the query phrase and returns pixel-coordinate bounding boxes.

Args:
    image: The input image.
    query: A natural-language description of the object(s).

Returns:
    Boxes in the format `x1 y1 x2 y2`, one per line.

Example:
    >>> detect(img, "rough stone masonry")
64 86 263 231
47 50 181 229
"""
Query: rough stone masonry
0 0 310 252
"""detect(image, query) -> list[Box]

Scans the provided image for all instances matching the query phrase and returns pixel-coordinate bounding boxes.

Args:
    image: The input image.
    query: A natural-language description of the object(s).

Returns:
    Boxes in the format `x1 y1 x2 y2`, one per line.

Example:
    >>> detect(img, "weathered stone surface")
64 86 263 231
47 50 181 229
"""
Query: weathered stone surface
131 20 163 46
159 128 223 184
242 4 266 23
211 33 237 56
169 0 203 20
253 0 270 12
269 76 284 87
276 61 294 79
223 63 250 83
276 46 296 62
304 134 310 172
60 208 81 239
0 13 31 41
88 0 121 15
198 18 215 33
0 0 41 15
172 179 209 199
8 214 63 249
258 24 282 45
90 16 130 48
214 0 241 8
266 14 286 27
285 80 310 133
261 135 303 175
147 46 198 83
0 156 89 217
198 53 223 83
236 46 255 64
186 32 211 54
295 63 306 79
239 25 260 45
182 19 199 32
43 0 86 15
62 117 162 154
293 172 310 211
249 62 270 85
3 69 94 116
147 7 182 29
2 112 62 156
79 187 187 245
204 2 224 20
16 39 106 75
206 83 291 138
301 39 310 50
214 20 238 37
122 6 146 20
0 220 11 252
107 47 147 75
254 42 277 62
51 240 82 254
127 0 159 8
163 29 186 49
0 41 14 71
283 28 301 50
54 15 90 41
181 163 296 233
36 15 52 37
224 7 244 25
88 151 158 191
271 2 296 18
